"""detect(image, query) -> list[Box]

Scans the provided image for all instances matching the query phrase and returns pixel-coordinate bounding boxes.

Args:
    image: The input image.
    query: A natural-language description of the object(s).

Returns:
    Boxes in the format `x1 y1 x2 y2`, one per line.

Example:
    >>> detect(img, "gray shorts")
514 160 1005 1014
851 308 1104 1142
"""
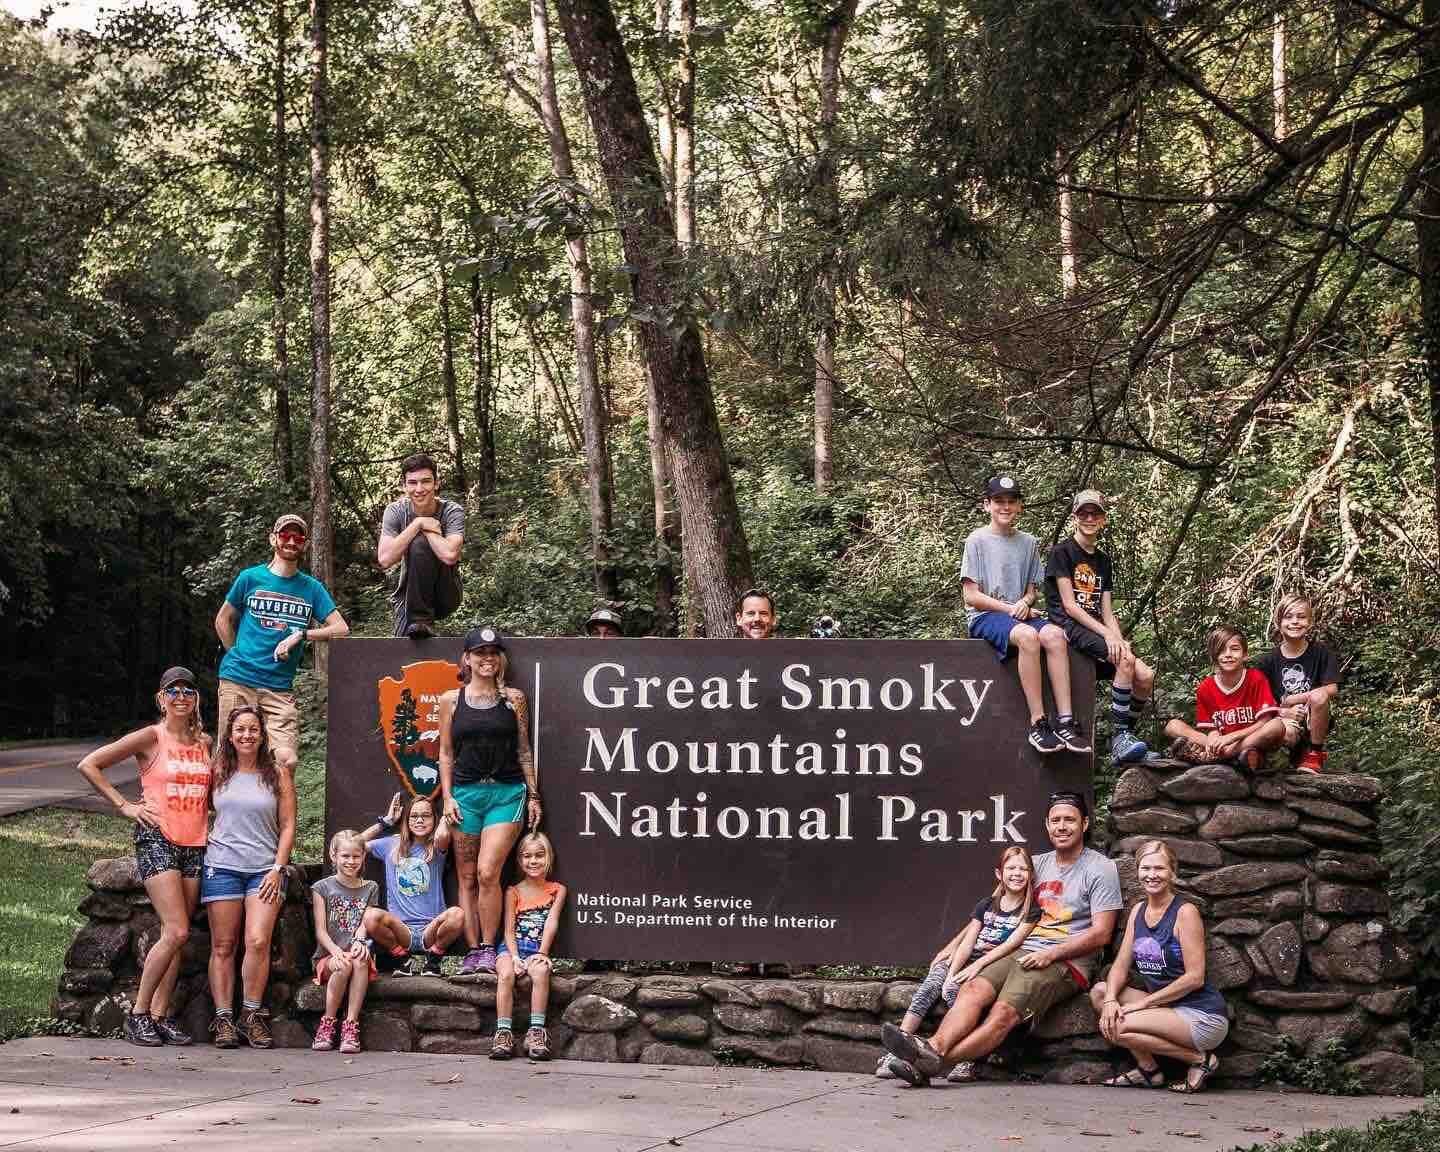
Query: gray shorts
1174 1005 1229 1051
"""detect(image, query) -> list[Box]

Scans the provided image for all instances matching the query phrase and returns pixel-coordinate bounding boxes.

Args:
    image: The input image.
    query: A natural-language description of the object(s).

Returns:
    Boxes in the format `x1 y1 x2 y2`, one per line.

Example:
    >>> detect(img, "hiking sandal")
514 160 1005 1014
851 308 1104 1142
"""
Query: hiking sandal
1103 1065 1166 1088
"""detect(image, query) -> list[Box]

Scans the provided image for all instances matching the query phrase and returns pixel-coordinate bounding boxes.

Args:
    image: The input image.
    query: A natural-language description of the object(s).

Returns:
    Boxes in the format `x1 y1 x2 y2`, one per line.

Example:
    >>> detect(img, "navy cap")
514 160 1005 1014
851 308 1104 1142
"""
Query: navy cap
463 625 506 652
985 475 1023 500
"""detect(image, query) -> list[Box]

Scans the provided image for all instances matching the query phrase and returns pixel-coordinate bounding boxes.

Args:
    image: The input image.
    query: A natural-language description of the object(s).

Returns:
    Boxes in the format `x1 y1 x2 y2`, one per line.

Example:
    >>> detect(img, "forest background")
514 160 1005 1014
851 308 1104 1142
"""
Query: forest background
3 0 1440 1064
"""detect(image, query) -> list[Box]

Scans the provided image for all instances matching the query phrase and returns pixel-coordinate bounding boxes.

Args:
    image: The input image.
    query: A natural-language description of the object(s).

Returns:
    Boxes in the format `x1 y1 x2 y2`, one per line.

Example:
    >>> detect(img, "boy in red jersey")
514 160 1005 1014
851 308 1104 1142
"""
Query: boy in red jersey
1164 625 1286 771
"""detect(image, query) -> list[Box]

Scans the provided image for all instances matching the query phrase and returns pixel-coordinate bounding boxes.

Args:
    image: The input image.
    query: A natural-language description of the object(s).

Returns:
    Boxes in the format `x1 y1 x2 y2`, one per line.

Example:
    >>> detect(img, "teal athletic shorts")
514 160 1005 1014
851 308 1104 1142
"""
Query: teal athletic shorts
452 779 527 835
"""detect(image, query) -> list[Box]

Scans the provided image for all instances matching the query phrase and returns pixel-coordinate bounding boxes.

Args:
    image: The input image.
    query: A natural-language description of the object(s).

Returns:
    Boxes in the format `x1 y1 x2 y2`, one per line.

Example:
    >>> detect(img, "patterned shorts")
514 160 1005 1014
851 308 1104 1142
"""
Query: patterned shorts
134 823 206 881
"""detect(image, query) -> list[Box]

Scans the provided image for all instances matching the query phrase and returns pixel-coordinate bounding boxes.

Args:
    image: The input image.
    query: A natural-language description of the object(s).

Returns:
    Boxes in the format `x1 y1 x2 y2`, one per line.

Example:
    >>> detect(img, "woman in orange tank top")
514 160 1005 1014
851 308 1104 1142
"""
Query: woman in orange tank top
77 666 211 1048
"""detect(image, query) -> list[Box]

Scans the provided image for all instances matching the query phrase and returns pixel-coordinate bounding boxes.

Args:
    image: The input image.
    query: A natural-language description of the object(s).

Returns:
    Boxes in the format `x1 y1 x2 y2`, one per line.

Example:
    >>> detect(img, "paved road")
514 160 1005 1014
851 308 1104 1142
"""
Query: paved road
0 740 136 818
0 1038 1419 1152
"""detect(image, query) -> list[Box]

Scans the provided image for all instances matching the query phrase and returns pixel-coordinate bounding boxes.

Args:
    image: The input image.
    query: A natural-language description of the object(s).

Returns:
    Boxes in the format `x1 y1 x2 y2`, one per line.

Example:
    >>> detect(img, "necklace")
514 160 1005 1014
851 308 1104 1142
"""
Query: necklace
466 687 499 709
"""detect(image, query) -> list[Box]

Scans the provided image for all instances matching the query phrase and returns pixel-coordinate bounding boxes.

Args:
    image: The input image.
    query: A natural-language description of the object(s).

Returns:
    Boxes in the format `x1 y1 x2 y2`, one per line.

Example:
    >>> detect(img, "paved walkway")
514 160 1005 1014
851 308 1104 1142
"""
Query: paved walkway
0 741 129 817
0 1039 1418 1151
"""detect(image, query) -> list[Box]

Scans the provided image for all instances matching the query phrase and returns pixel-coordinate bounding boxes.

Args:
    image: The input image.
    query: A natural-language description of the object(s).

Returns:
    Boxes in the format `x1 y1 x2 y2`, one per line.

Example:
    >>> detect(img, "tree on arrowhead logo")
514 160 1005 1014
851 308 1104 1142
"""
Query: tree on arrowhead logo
377 660 458 799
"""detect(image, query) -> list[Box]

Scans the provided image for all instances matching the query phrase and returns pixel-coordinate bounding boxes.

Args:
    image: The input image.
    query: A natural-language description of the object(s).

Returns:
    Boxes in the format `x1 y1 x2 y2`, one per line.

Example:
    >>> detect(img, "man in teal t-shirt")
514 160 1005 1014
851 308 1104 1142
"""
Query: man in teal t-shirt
215 513 349 770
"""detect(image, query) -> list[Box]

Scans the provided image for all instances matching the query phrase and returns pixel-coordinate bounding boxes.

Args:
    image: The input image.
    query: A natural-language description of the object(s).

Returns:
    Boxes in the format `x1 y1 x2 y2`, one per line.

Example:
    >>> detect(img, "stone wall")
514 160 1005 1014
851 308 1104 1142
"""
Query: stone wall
55 769 1421 1094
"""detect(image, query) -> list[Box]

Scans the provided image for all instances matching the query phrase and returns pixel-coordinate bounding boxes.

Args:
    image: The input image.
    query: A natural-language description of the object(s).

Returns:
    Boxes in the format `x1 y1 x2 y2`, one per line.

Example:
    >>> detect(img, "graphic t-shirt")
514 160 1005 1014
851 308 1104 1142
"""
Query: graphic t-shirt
1257 642 1339 704
140 725 210 847
368 834 447 932
507 880 562 955
311 876 378 966
380 497 466 606
961 527 1042 627
1195 669 1278 734
218 564 338 691
1021 848 1123 982
969 894 1042 958
1044 537 1113 626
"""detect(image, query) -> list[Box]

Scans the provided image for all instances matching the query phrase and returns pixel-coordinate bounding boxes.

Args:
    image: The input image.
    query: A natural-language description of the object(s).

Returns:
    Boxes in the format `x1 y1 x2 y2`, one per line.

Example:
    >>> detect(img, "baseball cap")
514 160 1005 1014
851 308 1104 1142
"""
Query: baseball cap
272 513 308 535
985 475 1023 500
463 625 507 652
585 608 624 634
158 666 196 690
1047 790 1090 818
1072 489 1107 513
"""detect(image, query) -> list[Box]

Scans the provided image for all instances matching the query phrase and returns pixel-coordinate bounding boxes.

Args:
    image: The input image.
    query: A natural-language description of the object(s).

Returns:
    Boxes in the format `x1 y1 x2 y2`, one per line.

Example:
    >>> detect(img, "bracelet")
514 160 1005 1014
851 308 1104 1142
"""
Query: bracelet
377 814 396 830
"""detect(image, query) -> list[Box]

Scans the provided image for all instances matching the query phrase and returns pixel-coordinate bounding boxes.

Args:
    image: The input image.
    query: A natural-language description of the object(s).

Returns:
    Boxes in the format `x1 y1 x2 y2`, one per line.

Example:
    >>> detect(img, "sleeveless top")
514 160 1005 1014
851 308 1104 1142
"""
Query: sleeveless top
140 724 211 847
1130 898 1227 1016
207 770 280 872
451 689 521 785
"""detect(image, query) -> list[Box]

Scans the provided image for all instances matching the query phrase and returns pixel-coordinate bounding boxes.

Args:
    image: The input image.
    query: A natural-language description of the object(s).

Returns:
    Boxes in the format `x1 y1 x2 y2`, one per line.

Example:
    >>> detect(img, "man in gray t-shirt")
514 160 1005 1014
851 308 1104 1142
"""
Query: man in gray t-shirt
377 452 465 637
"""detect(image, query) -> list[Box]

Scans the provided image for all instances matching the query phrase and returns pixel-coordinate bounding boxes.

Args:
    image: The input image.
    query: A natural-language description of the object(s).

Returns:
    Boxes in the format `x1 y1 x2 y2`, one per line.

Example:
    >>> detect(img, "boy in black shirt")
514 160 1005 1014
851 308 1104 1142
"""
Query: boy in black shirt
1044 490 1158 765
1257 594 1339 774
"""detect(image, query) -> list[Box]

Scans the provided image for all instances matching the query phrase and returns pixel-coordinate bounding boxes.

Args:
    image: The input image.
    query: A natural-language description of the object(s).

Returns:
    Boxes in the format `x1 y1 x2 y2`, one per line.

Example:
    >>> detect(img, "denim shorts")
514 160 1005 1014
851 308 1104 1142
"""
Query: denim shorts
201 863 284 904
451 779 528 834
134 823 205 881
969 611 1057 660
497 939 541 960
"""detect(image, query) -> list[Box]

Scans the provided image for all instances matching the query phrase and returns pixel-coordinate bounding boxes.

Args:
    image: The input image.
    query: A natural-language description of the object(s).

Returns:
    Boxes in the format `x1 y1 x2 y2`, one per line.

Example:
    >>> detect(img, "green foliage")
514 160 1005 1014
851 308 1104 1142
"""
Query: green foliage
1235 1102 1440 1152
1257 1038 1365 1097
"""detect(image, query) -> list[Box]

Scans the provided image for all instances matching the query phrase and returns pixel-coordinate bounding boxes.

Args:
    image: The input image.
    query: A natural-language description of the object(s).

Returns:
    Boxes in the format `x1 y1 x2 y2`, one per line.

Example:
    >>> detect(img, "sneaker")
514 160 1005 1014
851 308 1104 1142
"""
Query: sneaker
210 1013 239 1049
394 954 427 978
406 620 434 639
489 1028 515 1060
153 1016 193 1046
524 1026 551 1060
881 1022 943 1077
422 952 445 977
890 1058 930 1088
338 1019 362 1054
1111 729 1149 765
1053 718 1092 754
875 1053 899 1079
311 1015 338 1051
1027 719 1064 755
1296 748 1327 774
946 1060 977 1083
124 1012 163 1047
458 948 485 977
237 1007 273 1049
474 943 498 973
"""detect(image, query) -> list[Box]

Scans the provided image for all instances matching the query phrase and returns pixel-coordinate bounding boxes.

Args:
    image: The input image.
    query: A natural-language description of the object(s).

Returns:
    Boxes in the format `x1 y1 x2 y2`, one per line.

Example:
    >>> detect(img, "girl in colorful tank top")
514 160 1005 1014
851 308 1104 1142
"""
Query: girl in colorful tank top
489 832 567 1061
76 666 211 1049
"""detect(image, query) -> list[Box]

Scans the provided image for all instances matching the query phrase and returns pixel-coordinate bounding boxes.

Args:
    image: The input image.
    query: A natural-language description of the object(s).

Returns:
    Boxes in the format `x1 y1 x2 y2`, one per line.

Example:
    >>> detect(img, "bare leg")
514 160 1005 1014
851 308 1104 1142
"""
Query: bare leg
475 821 522 945
529 957 552 1016
946 999 1022 1063
1240 717 1288 756
1112 1004 1203 1065
1040 625 1073 717
324 961 351 1018
364 907 412 954
206 899 244 1016
495 953 516 1022
929 979 998 1058
135 871 194 1017
241 890 283 1004
453 830 481 947
345 957 372 1021
1011 626 1046 724
422 907 466 952
1309 696 1331 745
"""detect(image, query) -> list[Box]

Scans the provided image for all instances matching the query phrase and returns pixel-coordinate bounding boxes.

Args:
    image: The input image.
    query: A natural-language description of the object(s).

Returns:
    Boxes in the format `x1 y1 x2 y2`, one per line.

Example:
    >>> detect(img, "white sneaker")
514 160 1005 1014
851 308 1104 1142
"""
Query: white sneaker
946 1061 976 1083
875 1053 900 1079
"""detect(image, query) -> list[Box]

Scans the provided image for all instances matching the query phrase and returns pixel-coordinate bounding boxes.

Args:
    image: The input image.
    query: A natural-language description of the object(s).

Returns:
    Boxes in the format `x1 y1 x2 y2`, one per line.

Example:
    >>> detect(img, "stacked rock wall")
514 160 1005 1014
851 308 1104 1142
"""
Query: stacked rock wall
54 770 1421 1093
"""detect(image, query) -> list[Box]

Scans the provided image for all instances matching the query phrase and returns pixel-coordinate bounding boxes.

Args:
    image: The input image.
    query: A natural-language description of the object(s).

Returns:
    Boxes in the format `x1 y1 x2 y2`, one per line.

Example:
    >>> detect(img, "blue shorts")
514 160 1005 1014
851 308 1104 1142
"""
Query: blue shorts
969 611 1057 660
201 864 282 904
452 779 528 835
497 939 541 960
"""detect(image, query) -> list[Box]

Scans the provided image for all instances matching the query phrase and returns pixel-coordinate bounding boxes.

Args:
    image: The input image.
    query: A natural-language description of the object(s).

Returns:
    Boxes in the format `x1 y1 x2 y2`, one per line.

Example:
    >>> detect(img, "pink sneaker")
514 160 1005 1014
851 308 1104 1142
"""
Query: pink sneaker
311 1015 337 1051
339 1019 362 1054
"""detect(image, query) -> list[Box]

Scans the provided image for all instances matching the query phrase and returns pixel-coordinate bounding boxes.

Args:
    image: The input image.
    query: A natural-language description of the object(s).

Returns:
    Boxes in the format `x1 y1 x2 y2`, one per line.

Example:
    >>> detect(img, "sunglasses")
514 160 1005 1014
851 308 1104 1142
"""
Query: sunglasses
277 530 308 544
163 686 198 699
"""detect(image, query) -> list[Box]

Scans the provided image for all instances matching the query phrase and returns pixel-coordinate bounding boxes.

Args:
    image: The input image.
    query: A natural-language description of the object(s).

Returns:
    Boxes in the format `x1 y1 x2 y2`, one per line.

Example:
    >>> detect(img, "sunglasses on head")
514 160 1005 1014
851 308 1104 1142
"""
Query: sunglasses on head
163 685 198 699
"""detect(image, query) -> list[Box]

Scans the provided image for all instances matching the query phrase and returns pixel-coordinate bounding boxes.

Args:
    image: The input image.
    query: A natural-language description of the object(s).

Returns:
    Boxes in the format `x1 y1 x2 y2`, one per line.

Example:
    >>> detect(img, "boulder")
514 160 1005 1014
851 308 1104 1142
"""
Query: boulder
1285 797 1375 829
411 1004 480 1032
269 1017 313 1049
642 1012 709 1042
619 1023 655 1063
1312 883 1388 917
1296 821 1380 849
1257 922 1302 986
1216 835 1313 858
1110 767 1159 808
86 994 131 1035
1211 918 1266 937
1302 913 1331 942
1247 989 1354 1011
373 976 496 1006
59 968 113 995
128 912 160 970
1041 1060 1116 1085
754 982 821 1014
563 994 638 1033
1285 774 1383 805
294 982 325 1013
418 1032 492 1055
820 982 886 1013
584 976 638 1003
635 977 705 1008
713 1004 795 1036
86 857 142 893
1198 804 1299 839
802 1014 881 1042
1275 1009 1367 1054
1210 889 1302 920
1342 1052 1423 1096
1216 1052 1271 1081
1375 1021 1411 1054
179 991 213 1040
710 1034 805 1065
1358 988 1415 1018
1229 1026 1286 1053
1031 994 1100 1040
1115 855 1141 906
1115 836 1223 869
65 922 131 971
1306 922 1383 984
1253 777 1287 800
1110 807 1196 835
359 1012 414 1052
51 995 86 1022
640 1042 717 1067
699 980 757 1006
77 892 132 921
567 1032 620 1062
1187 861 1309 898
1158 765 1251 803
881 983 921 1014
1314 851 1386 882
802 1035 880 1074
1205 936 1253 990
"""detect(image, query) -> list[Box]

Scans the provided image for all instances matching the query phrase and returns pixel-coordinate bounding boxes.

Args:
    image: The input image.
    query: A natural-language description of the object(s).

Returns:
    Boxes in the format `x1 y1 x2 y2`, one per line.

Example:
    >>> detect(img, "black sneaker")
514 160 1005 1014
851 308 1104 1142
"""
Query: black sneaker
125 1013 163 1048
406 620 435 639
394 954 427 978
153 1016 193 1045
1053 718 1091 754
1028 720 1064 754
422 952 444 977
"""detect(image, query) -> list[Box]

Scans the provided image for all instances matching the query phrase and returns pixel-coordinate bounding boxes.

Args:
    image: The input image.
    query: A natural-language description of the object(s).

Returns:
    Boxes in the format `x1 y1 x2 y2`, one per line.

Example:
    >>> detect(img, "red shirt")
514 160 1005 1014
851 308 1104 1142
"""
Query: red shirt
1195 669 1278 734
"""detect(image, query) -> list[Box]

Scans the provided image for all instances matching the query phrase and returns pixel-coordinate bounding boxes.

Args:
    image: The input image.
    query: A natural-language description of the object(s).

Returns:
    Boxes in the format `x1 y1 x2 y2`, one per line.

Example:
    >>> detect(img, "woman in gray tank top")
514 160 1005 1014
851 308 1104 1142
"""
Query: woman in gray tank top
202 705 297 1049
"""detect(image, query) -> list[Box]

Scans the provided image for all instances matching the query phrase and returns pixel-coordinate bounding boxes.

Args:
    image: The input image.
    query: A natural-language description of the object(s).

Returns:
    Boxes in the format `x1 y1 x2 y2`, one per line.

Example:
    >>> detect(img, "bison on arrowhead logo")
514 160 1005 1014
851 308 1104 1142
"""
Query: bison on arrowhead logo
377 660 458 799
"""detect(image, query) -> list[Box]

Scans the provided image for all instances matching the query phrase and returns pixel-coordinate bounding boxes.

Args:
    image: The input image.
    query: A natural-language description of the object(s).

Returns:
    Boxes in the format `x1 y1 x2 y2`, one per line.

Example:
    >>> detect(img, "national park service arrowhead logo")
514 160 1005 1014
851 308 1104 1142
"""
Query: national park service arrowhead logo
377 659 458 799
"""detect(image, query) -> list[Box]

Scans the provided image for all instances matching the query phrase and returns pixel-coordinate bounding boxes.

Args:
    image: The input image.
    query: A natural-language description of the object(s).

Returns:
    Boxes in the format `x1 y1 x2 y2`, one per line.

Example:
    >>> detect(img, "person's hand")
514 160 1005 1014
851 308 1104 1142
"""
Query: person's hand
526 795 543 831
955 960 983 984
1105 632 1125 663
328 951 351 972
1203 731 1227 759
444 794 461 825
273 629 304 662
257 866 284 904
929 946 953 968
1008 600 1030 619
1305 689 1326 709
1018 950 1055 970
525 954 552 976
122 797 161 828
386 791 405 824
1099 999 1125 1042
413 516 441 534
1215 732 1243 757
348 939 369 960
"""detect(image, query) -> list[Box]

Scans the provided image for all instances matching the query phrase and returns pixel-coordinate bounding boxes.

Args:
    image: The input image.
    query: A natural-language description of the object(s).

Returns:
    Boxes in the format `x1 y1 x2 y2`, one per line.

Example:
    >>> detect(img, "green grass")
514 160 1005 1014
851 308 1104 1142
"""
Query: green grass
0 809 131 1034
1237 1101 1440 1152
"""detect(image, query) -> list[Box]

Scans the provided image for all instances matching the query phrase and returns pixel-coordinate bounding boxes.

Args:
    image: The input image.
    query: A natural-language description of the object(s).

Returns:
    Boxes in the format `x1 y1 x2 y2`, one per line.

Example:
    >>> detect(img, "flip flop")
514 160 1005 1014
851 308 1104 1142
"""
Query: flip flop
1170 1052 1219 1093
1102 1065 1165 1088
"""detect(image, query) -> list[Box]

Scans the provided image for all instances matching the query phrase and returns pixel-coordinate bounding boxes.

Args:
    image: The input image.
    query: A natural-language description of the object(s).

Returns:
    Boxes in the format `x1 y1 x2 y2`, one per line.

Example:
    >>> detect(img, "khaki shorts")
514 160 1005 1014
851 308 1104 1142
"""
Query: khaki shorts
218 679 299 754
977 952 1083 1023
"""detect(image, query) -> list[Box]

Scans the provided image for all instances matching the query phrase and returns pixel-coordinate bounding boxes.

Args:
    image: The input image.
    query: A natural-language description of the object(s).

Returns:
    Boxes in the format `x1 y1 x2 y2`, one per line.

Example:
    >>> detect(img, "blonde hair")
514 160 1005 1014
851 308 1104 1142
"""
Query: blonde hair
1270 593 1315 641
328 828 365 864
1135 839 1177 873
459 647 509 688
989 844 1034 921
155 688 207 749
516 831 555 877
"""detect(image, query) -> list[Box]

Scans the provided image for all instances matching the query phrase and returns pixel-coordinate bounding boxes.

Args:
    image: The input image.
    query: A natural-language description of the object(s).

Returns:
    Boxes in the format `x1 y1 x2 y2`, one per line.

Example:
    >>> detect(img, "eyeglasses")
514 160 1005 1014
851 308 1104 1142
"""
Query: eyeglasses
1074 507 1106 519
163 686 198 699
408 811 435 821
277 530 308 544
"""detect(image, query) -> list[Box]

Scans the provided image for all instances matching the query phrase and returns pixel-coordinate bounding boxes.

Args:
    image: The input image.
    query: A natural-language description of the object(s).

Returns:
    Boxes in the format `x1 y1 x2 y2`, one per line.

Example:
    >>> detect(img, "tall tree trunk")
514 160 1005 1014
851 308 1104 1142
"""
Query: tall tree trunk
1422 0 1440 566
1273 12 1288 141
470 277 498 499
673 0 696 247
647 373 678 633
307 0 333 677
1057 148 1078 298
433 223 468 494
272 0 293 484
811 0 858 495
654 0 675 211
532 0 618 597
554 0 753 634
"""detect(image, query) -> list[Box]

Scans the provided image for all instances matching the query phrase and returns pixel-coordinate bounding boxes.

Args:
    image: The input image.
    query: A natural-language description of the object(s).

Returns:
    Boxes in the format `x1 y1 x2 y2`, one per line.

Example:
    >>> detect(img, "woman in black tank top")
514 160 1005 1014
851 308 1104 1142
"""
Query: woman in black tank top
440 626 540 976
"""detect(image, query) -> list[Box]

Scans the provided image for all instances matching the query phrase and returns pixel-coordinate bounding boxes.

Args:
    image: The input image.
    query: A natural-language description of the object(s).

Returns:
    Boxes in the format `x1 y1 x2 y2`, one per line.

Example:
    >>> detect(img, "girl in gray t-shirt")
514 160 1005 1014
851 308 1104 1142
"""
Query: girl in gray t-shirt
310 830 379 1054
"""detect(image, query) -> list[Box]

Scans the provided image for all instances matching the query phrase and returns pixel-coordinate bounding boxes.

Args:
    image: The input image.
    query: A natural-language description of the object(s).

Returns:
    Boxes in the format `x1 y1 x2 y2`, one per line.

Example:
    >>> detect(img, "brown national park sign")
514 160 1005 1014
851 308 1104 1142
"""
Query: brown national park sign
327 638 1094 965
